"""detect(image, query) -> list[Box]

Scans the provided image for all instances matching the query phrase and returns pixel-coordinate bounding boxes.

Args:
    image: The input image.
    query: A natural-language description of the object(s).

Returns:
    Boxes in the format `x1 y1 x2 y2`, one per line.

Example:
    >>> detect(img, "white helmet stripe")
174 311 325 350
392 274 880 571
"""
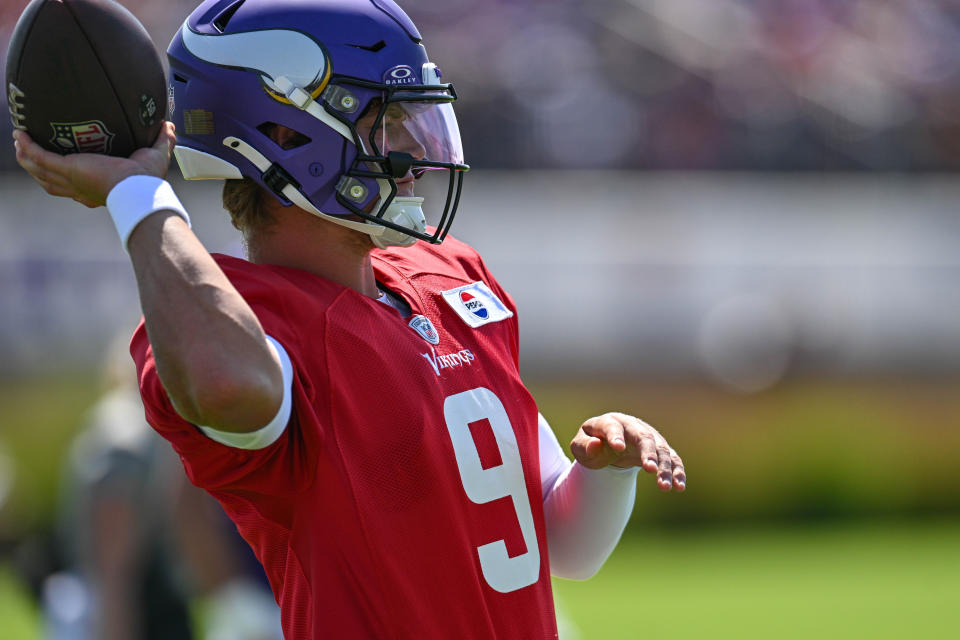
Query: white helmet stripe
180 23 327 93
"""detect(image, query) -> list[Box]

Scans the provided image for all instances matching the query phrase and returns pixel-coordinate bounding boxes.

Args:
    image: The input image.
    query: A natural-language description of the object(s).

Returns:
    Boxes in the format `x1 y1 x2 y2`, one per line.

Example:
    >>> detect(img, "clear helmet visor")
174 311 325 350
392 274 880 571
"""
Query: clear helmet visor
325 83 469 246
356 95 464 168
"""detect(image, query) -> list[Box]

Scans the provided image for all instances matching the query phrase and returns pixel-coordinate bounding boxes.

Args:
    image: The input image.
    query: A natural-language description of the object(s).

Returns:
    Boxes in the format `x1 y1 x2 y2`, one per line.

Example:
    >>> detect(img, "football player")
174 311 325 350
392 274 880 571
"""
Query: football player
14 0 686 637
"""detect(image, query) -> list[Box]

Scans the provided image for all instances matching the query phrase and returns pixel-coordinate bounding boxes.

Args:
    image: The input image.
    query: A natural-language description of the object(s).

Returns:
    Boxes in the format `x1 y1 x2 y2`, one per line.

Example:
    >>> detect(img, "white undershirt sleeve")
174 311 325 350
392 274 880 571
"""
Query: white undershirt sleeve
198 336 293 450
538 412 639 580
538 413 571 501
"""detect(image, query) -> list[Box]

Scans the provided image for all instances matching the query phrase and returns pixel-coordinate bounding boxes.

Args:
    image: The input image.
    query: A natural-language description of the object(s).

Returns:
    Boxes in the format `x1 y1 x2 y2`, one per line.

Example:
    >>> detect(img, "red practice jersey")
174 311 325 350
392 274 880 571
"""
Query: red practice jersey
131 236 558 639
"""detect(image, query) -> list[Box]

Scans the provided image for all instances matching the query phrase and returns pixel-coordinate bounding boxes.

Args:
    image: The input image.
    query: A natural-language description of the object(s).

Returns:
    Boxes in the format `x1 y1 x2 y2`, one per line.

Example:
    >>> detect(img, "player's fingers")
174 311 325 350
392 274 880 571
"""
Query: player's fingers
155 121 176 153
614 416 653 469
130 121 176 178
146 121 176 160
12 128 28 146
18 152 73 194
580 415 627 453
638 432 658 474
14 131 66 184
14 135 33 170
14 130 69 175
652 433 674 491
609 413 660 472
570 432 611 469
670 449 686 491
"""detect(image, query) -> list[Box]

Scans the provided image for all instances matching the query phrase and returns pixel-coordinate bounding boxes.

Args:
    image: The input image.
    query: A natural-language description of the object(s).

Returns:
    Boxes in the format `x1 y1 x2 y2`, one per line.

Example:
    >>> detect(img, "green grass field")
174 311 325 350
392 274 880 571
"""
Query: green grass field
3 519 958 639
0 564 40 638
552 520 960 639
2 375 959 637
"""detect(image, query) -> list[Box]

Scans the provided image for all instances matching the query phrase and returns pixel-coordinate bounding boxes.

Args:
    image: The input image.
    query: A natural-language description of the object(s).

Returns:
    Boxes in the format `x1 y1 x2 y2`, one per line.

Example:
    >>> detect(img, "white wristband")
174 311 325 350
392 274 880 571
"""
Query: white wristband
106 175 191 253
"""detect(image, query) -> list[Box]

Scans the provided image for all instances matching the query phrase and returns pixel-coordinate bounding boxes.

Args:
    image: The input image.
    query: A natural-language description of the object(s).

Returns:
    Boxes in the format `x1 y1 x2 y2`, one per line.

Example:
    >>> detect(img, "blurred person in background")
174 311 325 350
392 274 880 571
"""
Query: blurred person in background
43 333 281 640
13 0 685 637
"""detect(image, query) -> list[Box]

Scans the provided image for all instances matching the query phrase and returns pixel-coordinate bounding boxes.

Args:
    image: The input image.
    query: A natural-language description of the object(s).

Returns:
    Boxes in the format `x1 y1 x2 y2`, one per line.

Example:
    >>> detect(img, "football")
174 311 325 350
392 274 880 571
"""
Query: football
5 0 166 157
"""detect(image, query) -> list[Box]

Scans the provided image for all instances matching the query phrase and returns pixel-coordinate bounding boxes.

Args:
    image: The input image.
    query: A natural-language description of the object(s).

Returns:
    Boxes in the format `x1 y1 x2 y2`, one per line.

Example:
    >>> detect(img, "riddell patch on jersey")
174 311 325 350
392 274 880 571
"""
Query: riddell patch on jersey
49 120 115 154
409 314 440 345
440 281 514 328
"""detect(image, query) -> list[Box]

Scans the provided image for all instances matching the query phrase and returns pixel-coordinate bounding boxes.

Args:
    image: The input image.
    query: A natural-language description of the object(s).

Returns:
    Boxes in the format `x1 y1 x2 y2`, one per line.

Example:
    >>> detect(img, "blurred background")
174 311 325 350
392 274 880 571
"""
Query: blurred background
2 0 960 638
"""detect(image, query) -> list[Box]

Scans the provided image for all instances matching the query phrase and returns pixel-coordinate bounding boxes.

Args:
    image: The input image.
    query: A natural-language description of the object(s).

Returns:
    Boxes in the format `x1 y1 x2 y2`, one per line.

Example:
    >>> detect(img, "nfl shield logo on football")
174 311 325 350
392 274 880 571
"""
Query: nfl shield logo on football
49 120 115 154
408 315 440 345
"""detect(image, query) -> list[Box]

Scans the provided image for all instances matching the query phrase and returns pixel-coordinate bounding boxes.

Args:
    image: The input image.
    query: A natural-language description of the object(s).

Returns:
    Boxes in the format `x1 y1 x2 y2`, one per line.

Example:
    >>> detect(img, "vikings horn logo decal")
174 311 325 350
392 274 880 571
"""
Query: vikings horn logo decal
179 24 331 105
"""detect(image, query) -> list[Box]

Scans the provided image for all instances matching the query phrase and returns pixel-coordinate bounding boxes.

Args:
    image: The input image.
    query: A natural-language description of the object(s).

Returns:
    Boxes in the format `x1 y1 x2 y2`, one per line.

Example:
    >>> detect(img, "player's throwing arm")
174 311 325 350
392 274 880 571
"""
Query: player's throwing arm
11 0 284 439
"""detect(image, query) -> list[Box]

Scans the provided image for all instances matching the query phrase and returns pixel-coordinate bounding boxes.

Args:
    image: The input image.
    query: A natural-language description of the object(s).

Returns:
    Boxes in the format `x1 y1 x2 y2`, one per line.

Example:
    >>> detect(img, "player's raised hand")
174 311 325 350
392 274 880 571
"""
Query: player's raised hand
570 412 686 492
13 121 176 208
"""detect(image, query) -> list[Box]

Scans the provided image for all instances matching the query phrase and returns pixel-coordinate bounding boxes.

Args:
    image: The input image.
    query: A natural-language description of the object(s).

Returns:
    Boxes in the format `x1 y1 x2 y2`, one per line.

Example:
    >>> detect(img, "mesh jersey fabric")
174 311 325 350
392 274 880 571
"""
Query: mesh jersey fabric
130 235 558 639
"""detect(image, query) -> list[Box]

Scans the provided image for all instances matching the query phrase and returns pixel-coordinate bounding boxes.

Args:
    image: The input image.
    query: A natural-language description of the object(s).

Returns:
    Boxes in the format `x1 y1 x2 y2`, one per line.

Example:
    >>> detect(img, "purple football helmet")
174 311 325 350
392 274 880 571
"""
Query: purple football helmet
167 0 469 247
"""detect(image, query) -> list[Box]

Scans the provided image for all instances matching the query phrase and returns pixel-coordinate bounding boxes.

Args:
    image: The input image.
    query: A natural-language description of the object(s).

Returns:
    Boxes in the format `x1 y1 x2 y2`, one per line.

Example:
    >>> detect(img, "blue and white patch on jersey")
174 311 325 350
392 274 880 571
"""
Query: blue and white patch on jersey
441 281 514 328
408 314 440 345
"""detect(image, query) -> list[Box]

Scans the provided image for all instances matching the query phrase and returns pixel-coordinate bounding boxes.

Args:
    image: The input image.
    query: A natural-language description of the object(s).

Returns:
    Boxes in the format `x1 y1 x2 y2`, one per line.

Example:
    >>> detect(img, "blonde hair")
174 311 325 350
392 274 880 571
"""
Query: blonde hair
222 177 274 233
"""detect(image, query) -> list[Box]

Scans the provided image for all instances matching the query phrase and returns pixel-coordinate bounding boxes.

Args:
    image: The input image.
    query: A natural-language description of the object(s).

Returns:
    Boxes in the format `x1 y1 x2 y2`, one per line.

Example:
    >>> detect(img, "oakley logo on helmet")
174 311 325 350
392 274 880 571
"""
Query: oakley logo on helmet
384 65 417 86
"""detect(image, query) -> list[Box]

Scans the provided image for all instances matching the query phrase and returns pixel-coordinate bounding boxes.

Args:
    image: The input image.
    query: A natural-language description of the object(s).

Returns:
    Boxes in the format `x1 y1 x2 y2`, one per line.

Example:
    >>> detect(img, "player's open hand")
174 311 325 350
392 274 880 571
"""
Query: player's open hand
13 121 176 208
570 412 686 492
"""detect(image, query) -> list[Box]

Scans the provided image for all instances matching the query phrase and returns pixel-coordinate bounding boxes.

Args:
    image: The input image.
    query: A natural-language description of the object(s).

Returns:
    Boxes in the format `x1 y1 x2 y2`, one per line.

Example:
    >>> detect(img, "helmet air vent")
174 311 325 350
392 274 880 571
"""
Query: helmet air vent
347 40 387 53
213 0 246 34
256 122 312 150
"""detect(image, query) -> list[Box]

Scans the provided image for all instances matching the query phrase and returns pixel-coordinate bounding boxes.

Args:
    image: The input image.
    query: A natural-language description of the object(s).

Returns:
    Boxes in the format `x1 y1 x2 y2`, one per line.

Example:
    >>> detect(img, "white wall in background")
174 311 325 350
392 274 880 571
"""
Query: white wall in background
1 171 958 386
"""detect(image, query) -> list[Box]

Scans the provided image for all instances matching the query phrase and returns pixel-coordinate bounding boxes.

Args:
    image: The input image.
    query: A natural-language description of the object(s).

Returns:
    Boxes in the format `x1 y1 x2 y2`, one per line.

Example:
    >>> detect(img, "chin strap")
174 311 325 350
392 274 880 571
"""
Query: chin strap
372 197 426 249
